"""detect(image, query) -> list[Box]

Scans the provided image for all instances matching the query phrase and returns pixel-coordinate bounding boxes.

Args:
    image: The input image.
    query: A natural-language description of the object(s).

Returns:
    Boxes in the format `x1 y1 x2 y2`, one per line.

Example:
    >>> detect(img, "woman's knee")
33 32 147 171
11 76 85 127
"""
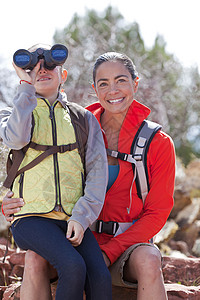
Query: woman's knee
24 250 50 277
129 246 162 278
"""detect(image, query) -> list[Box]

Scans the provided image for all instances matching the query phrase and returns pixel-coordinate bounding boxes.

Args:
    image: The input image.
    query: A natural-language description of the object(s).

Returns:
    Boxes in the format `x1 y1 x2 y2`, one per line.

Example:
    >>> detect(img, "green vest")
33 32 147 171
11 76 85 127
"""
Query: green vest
12 98 84 217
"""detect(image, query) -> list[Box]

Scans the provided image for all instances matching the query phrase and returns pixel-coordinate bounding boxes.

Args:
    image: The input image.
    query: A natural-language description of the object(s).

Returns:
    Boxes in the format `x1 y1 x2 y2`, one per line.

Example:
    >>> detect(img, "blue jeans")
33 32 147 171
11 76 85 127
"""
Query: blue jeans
11 217 112 300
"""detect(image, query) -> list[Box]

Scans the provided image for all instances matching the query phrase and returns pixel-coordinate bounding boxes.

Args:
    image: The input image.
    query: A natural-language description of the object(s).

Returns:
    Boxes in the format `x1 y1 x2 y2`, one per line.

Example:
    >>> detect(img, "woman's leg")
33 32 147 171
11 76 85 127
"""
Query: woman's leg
76 228 112 300
11 217 86 300
20 250 55 300
123 245 167 300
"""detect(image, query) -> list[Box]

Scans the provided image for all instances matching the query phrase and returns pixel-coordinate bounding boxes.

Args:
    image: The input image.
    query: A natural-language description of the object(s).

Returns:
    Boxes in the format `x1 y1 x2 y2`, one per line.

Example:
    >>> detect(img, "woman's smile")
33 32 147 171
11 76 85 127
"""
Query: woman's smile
107 97 125 104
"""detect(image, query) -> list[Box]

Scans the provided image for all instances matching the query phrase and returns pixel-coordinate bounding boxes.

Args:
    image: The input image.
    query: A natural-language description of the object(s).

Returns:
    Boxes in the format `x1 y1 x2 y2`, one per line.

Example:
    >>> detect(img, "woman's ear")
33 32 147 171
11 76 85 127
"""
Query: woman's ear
134 76 139 92
61 69 68 83
92 83 98 95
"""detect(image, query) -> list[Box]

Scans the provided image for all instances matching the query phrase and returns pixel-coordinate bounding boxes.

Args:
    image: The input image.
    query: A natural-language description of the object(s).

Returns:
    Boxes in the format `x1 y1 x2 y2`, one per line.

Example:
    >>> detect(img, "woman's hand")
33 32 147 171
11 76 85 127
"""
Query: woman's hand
2 190 24 222
66 220 84 247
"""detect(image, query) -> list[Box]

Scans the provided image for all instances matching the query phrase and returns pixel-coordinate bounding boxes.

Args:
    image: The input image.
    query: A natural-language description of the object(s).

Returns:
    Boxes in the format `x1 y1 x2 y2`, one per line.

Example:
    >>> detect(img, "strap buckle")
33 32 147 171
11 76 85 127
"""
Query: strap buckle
59 145 65 153
96 220 119 235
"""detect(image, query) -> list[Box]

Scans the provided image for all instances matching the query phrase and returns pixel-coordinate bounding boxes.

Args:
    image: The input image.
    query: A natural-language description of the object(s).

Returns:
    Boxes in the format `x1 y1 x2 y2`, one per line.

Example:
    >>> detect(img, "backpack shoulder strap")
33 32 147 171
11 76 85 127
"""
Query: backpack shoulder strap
106 119 162 205
66 102 89 169
131 120 162 203
3 114 35 189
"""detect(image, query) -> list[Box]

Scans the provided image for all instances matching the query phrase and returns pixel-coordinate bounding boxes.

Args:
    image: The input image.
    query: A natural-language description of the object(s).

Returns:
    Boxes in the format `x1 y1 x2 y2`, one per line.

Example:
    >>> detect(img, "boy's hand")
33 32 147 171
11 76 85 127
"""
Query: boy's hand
12 61 41 85
67 220 84 247
2 190 24 222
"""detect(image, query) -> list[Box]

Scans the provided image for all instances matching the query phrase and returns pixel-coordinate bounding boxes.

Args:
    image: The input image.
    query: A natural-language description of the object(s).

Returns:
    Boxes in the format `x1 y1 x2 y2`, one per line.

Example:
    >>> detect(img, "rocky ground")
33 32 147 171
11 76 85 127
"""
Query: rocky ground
1 158 200 299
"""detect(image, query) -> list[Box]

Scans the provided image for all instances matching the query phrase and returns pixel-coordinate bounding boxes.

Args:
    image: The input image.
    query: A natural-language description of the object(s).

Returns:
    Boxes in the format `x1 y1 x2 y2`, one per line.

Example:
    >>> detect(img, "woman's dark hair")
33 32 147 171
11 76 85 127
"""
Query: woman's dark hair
93 52 138 85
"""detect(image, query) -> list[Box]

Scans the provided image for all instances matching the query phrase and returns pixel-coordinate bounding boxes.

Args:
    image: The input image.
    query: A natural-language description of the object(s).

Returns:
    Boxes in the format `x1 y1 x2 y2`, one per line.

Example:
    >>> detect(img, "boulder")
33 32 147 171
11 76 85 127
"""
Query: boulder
165 283 200 299
154 220 179 245
8 252 25 266
173 223 199 252
2 282 21 300
0 215 9 238
162 256 200 286
175 198 200 230
171 186 191 218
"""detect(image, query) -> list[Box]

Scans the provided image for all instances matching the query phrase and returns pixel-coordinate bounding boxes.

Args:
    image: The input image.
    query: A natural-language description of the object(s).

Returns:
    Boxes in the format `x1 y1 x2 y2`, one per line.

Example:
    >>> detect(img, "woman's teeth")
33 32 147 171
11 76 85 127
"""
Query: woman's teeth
108 98 124 104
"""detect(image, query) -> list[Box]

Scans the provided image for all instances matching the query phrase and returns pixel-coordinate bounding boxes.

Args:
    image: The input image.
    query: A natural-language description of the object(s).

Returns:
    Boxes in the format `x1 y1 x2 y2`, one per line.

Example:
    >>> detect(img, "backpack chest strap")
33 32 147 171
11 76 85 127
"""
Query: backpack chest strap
107 139 147 204
3 141 78 189
106 149 137 164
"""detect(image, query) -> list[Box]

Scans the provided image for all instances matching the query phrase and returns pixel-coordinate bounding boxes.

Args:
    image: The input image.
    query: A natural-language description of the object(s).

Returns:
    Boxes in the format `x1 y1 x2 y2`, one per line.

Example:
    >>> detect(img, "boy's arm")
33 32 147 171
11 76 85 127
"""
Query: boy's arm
69 110 108 232
0 84 37 149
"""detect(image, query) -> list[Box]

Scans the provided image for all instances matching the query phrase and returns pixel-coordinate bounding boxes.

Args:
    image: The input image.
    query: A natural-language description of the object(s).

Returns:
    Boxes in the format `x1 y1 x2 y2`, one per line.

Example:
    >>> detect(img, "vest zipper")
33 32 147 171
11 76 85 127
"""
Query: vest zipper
18 172 24 198
48 101 62 207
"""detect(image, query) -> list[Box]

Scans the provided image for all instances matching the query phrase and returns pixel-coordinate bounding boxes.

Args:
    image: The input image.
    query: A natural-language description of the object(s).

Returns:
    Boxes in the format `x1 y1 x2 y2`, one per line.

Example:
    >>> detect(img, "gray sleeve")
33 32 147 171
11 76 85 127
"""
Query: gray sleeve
69 110 108 231
0 84 37 149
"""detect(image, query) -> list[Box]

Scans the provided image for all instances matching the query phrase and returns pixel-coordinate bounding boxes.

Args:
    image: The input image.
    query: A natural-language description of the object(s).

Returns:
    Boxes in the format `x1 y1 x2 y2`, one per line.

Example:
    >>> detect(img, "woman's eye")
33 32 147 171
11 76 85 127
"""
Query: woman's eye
99 82 107 87
117 78 126 83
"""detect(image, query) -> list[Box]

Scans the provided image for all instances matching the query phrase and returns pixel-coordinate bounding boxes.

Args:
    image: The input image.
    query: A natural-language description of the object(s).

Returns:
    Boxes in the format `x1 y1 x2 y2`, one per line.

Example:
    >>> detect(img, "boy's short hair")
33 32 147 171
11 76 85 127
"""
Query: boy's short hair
28 43 51 52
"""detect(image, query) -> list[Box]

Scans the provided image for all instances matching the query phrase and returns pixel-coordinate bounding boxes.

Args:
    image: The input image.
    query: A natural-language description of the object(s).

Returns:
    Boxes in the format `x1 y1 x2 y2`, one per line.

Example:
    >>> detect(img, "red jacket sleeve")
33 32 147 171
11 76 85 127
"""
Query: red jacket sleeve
100 132 176 265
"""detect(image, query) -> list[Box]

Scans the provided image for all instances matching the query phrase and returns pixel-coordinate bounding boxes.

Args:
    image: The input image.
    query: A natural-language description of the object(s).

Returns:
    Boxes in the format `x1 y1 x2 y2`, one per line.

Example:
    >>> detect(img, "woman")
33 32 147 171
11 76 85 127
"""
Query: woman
2 52 175 300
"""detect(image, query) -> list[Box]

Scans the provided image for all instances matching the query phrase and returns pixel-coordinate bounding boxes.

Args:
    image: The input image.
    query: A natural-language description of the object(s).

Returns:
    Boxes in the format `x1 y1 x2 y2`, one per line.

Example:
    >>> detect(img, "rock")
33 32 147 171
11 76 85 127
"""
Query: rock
0 238 13 248
0 244 16 258
175 158 186 184
162 256 200 285
0 286 7 300
175 198 200 229
2 282 21 300
170 186 191 218
10 265 23 282
173 223 199 252
0 214 9 237
154 220 179 244
165 283 200 299
192 238 200 257
186 159 200 181
167 250 188 259
8 252 25 266
0 261 11 286
168 240 190 256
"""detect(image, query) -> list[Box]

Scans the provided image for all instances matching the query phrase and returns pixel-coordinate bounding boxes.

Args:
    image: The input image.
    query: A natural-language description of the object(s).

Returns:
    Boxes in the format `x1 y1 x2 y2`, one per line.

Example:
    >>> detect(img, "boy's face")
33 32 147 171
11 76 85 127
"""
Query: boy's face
34 60 66 98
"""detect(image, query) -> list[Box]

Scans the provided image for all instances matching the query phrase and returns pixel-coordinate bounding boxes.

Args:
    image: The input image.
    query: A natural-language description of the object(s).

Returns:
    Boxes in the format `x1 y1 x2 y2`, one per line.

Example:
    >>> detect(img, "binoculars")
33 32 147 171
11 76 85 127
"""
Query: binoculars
13 44 68 70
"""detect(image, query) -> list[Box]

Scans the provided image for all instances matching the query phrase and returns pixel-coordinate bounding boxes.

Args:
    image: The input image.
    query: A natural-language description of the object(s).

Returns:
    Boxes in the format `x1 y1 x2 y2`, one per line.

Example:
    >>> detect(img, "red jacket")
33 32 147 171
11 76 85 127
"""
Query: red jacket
86 100 175 265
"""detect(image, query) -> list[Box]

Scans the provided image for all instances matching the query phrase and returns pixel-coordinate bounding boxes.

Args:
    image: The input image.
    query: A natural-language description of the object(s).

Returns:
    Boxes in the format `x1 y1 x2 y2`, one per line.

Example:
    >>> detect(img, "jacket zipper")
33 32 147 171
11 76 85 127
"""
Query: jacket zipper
18 172 24 198
48 101 62 207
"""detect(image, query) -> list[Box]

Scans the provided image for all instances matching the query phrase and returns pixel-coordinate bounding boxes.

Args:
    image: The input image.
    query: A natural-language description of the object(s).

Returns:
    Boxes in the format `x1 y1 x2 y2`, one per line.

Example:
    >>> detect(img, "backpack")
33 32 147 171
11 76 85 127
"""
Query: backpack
107 119 162 204
3 102 89 189
90 119 162 237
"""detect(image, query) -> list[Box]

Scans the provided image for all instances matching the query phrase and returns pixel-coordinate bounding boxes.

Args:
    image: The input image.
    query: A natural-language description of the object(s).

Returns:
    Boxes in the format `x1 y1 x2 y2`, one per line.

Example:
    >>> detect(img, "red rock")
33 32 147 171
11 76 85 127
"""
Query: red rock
162 256 200 285
10 265 24 282
0 238 12 248
2 282 21 300
8 252 25 266
0 261 12 286
0 286 7 300
0 244 15 258
165 283 200 299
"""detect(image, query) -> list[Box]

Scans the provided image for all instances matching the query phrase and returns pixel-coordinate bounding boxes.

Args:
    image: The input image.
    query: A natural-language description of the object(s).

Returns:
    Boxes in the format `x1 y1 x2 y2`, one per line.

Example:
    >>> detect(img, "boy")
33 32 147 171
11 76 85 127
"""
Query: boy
0 44 112 300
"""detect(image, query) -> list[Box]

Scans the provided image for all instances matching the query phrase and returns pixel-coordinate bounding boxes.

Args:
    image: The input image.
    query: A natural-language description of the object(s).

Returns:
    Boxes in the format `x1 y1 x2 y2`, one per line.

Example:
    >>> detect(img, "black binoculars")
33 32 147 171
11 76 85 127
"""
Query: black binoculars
13 44 68 70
